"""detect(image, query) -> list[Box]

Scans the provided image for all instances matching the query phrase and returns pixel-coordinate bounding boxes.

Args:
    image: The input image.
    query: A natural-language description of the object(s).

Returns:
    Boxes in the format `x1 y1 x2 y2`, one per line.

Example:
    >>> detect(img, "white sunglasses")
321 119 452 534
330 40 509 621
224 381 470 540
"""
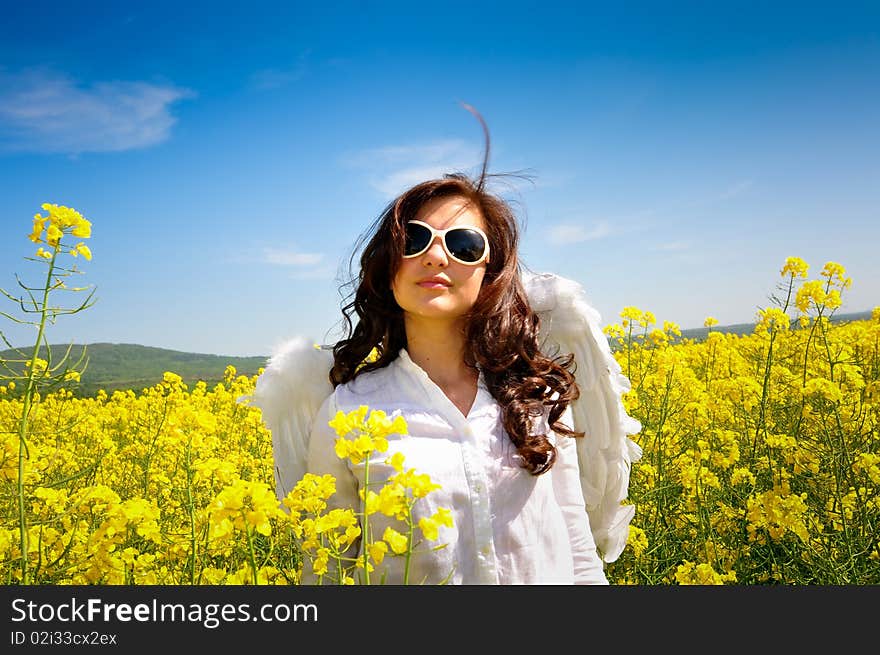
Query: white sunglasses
402 220 490 265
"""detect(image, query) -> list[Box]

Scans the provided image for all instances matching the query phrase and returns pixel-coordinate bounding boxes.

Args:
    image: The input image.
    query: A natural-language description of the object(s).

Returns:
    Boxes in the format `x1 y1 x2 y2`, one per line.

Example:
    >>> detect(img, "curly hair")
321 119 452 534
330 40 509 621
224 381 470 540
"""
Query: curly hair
328 105 583 475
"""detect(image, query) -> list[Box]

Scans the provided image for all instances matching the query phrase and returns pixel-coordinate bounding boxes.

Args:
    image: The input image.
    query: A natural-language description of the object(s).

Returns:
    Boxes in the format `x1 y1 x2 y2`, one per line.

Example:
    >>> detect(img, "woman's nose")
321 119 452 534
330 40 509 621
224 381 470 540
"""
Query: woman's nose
421 237 448 265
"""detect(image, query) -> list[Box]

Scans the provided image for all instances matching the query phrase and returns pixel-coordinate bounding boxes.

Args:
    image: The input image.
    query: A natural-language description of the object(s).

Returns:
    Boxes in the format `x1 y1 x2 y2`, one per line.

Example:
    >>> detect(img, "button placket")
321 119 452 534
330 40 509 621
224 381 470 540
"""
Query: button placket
398 350 499 584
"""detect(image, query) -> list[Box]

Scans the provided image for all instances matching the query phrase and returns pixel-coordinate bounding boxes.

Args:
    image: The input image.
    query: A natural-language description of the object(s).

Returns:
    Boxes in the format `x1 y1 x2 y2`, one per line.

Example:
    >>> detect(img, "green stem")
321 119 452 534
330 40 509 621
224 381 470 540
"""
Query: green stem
16 246 58 584
246 523 258 585
753 330 776 464
361 456 371 585
403 504 414 585
185 438 197 585
802 309 823 388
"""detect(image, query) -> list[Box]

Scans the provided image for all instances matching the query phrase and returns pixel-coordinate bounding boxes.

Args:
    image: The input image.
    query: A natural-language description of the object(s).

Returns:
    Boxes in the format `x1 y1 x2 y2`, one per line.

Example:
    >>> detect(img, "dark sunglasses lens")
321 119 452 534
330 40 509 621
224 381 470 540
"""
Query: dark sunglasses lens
404 223 432 255
445 228 486 262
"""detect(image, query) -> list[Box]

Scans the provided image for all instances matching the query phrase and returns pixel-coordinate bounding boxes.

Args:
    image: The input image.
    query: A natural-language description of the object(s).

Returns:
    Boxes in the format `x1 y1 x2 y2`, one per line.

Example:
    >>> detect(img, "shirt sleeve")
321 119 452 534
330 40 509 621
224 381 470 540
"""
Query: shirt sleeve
302 391 362 583
551 425 609 585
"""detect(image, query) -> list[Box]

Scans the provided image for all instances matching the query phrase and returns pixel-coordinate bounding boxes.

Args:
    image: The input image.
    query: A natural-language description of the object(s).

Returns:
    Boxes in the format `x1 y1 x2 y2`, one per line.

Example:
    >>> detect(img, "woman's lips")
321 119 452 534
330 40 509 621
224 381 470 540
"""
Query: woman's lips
416 275 451 289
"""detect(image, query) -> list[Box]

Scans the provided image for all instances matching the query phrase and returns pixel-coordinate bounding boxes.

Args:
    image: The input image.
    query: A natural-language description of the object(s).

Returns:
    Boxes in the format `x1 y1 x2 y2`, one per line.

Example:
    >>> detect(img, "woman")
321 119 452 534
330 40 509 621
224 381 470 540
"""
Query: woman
305 127 610 584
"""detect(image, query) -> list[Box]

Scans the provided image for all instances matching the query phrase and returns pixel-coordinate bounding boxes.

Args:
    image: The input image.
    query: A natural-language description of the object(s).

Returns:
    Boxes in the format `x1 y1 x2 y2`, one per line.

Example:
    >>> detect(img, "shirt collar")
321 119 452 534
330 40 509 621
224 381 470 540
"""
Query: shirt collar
395 347 492 422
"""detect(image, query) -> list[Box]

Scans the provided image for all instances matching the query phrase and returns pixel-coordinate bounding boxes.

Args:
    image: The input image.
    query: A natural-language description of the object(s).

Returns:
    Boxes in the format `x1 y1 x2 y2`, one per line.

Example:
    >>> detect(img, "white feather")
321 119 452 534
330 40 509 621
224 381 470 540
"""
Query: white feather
522 270 643 563
239 336 334 504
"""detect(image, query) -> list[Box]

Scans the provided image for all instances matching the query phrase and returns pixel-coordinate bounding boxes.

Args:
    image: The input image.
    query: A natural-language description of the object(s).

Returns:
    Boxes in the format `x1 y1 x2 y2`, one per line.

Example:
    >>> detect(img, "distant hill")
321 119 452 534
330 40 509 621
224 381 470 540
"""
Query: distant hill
604 309 874 353
0 343 268 397
676 309 873 342
0 309 873 396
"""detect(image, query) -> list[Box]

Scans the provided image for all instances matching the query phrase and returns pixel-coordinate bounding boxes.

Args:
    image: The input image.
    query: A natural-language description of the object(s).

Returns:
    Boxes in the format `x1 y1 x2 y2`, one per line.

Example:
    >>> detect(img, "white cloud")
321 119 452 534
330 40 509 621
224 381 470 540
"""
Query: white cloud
345 140 475 167
288 266 338 280
0 67 195 155
547 221 612 245
342 139 485 198
263 247 324 267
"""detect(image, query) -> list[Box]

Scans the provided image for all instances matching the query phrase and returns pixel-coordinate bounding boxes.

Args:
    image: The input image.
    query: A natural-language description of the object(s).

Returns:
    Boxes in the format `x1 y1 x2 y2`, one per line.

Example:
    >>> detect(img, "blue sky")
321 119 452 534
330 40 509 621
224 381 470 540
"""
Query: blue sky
1 1 878 358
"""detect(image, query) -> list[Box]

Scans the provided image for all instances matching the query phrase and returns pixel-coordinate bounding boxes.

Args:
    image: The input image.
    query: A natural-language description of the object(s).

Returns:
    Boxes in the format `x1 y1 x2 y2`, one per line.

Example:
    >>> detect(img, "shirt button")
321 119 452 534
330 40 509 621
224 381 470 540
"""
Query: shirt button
481 545 491 556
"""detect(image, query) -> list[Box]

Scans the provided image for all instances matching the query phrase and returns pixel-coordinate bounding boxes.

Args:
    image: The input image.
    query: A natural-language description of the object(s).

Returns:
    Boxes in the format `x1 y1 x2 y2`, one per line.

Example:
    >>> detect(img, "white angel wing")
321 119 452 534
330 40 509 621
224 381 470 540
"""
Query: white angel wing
240 336 334 504
523 270 643 563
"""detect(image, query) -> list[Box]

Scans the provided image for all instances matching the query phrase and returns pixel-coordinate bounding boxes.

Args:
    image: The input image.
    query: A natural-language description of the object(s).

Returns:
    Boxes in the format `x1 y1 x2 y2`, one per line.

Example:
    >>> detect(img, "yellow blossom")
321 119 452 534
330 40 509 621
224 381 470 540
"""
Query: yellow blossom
820 261 850 288
780 256 809 278
418 516 441 541
386 451 406 472
45 224 63 247
28 215 47 243
71 242 92 260
368 540 388 564
795 280 827 313
382 527 408 555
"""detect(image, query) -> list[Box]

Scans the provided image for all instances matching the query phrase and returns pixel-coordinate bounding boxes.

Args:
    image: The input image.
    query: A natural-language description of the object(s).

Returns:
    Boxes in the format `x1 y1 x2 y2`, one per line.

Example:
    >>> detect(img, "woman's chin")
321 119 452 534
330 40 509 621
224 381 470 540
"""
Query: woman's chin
404 302 469 322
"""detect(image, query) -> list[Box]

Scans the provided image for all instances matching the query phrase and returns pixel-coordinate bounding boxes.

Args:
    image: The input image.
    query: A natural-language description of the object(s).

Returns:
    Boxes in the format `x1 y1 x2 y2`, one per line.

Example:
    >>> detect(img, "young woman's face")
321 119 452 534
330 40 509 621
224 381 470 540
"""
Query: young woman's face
391 196 488 325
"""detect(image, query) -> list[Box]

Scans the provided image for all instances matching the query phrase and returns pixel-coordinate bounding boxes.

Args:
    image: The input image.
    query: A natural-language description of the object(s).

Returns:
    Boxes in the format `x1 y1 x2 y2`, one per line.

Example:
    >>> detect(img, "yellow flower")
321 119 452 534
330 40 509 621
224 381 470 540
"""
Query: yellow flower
331 406 400 464
46 224 63 247
386 451 406 472
406 472 441 499
649 329 668 346
419 507 453 542
334 437 352 461
362 489 380 516
382 527 409 554
41 203 85 229
674 560 737 585
626 525 649 558
375 483 407 519
731 467 756 486
27 358 49 374
72 218 92 238
755 307 791 333
824 289 842 310
663 320 681 337
433 507 453 528
704 316 719 328
820 261 848 285
329 410 355 438
802 377 843 403
312 548 330 576
780 256 809 278
367 540 388 564
418 516 441 541
72 242 92 260
28 214 47 243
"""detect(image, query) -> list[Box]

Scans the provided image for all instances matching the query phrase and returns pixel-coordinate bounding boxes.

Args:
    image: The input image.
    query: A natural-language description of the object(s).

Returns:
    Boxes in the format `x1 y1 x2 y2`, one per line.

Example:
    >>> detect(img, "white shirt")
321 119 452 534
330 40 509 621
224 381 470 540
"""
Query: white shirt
306 347 609 585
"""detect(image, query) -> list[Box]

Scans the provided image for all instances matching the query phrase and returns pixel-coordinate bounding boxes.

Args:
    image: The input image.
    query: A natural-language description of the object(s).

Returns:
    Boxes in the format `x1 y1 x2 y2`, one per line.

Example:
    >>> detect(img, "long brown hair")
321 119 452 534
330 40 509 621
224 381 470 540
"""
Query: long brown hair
328 105 582 474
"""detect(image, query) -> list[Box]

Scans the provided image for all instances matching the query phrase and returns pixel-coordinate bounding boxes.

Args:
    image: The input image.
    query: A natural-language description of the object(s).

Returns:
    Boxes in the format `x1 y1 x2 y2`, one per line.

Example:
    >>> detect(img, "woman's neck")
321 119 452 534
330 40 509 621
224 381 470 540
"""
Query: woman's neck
402 316 478 388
